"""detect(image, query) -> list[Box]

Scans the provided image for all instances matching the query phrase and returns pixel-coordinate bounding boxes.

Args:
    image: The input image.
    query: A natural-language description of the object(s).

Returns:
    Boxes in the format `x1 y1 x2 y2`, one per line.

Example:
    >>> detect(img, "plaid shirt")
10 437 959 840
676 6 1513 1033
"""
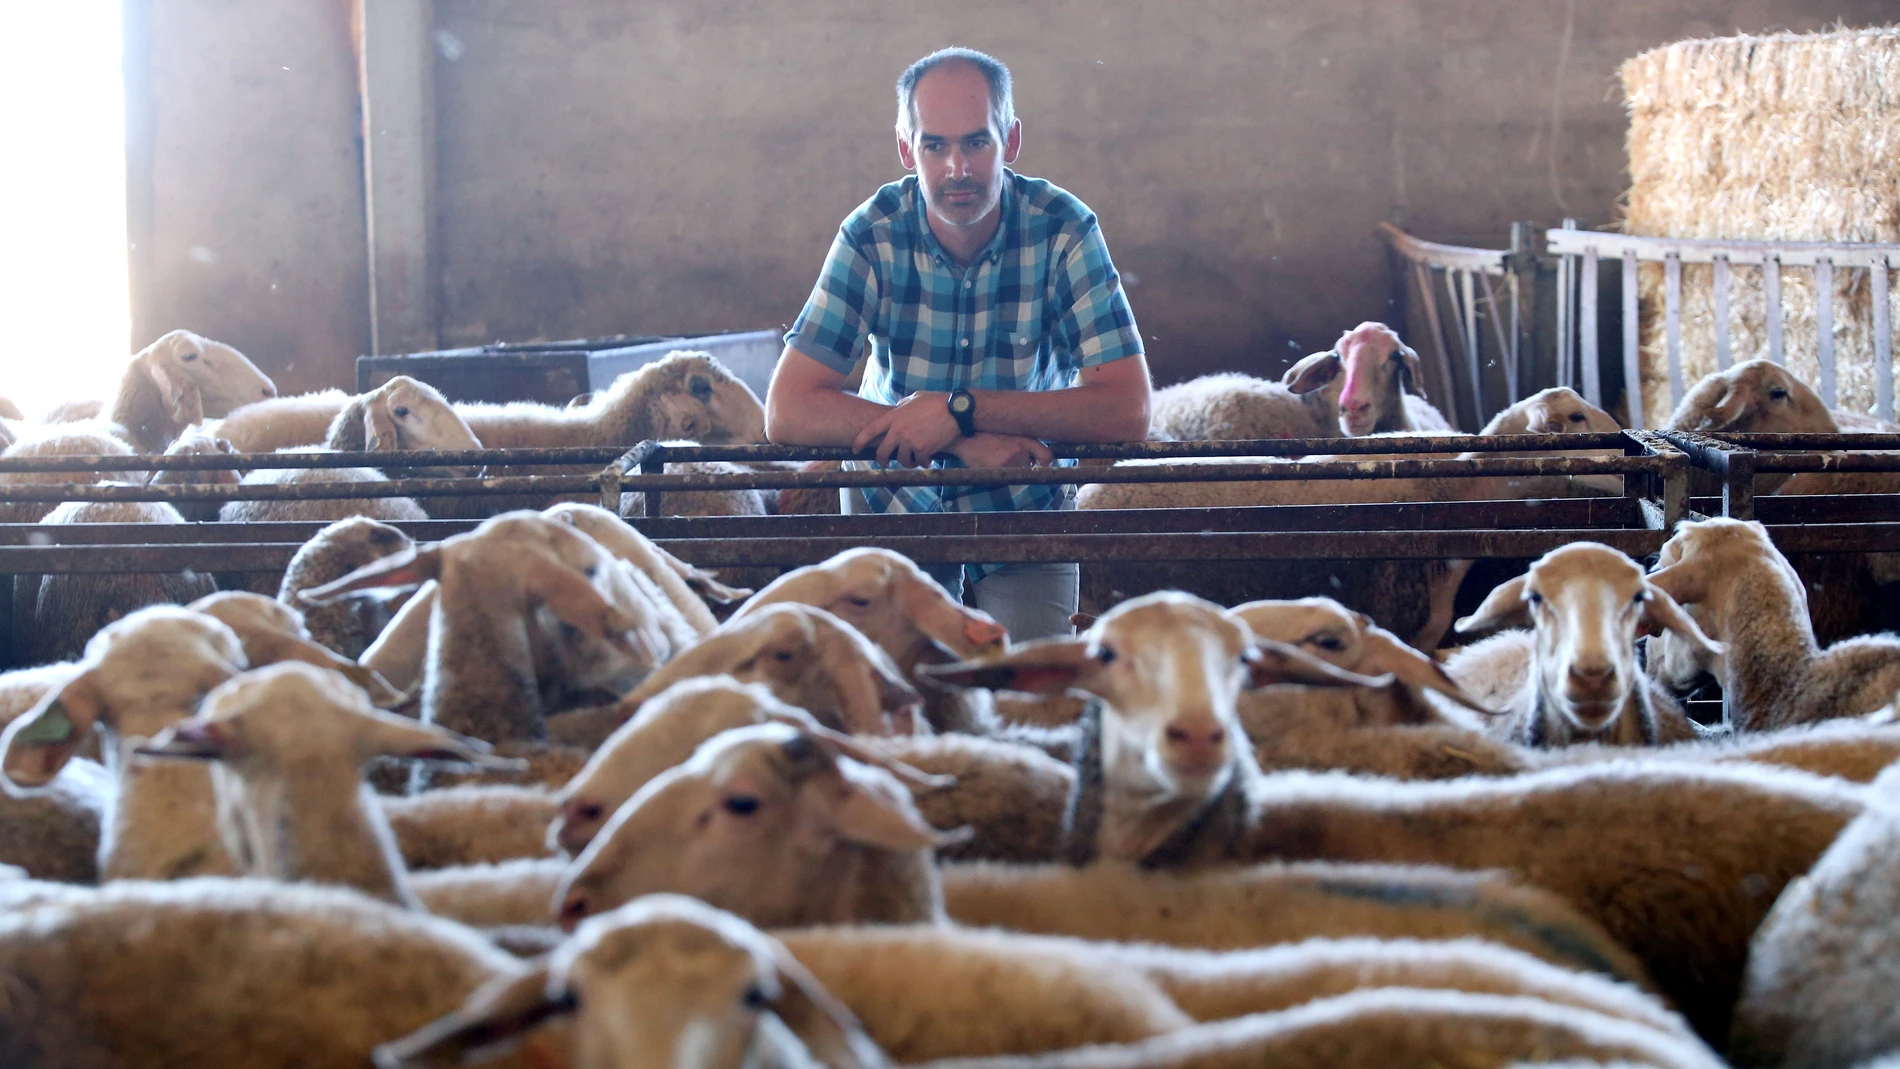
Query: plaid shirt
786 171 1143 579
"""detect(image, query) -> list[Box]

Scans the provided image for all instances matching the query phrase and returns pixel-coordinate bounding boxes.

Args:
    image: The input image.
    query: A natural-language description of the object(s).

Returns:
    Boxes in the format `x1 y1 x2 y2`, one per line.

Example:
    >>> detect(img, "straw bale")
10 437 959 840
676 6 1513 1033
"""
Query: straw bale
1619 27 1900 424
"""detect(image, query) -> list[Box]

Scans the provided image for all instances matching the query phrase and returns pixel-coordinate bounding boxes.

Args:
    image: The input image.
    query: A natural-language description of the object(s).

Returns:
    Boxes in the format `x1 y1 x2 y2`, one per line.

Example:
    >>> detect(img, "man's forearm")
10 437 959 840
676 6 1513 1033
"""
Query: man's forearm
966 379 1150 442
765 386 893 446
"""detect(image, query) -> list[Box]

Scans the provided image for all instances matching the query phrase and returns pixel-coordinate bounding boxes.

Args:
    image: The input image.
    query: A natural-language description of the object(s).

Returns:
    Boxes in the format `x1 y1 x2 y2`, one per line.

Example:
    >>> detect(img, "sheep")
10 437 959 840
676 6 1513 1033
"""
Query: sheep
217 457 432 525
136 661 520 906
607 603 924 736
100 329 279 453
0 605 249 880
186 590 404 706
300 510 677 743
925 590 1868 1041
213 387 353 453
539 709 1652 988
1730 766 1900 1069
0 756 107 883
0 425 139 524
555 721 965 931
906 989 1720 1069
1332 321 1453 435
732 546 1024 739
321 374 481 471
1148 349 1346 443
0 877 550 1069
24 499 219 666
1665 359 1841 437
1445 542 1716 748
863 733 1076 864
457 350 767 449
40 398 104 423
549 677 945 854
381 785 560 870
144 429 239 521
0 662 83 730
377 894 884 1069
1075 389 1621 646
545 500 746 636
1645 517 1900 732
1225 597 1521 777
278 516 419 659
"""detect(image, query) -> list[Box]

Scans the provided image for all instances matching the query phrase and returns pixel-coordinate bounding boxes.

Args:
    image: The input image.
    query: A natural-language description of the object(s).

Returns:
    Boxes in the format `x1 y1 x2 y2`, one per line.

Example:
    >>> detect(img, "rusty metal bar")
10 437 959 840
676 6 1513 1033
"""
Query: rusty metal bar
0 446 628 474
1742 453 1900 475
0 474 601 504
653 433 1634 463
1712 432 1900 449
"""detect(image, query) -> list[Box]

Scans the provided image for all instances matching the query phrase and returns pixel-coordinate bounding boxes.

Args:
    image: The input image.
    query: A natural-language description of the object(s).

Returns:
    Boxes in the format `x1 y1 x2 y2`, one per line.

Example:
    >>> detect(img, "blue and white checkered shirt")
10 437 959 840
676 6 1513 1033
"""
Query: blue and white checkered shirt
785 171 1143 578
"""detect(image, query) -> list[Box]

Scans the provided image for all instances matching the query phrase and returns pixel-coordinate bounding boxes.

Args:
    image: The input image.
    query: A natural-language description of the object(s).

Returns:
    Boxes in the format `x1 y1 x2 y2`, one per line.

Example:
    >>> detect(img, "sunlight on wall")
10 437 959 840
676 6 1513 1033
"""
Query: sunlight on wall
0 2 130 419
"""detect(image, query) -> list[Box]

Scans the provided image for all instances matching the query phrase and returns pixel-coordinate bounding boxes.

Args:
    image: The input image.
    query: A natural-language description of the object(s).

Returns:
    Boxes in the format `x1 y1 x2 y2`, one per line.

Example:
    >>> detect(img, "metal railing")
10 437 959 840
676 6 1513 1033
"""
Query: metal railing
1379 222 1526 431
1547 228 1900 425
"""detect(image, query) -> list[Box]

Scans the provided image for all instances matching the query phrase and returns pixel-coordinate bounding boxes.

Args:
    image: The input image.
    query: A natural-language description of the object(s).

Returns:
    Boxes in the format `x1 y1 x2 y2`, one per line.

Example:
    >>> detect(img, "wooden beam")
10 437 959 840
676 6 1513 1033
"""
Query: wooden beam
356 0 436 355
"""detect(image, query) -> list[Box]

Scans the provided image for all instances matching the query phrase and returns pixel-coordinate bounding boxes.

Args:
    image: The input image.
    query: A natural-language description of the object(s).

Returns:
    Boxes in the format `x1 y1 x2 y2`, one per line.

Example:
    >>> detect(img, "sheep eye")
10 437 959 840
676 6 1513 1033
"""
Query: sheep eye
1769 388 1789 400
1632 591 1648 606
772 649 795 663
741 984 770 1010
1095 644 1117 664
181 351 199 362
1313 635 1345 651
1527 591 1544 606
393 406 410 418
1568 412 1587 423
723 795 760 816
583 564 599 579
845 595 873 608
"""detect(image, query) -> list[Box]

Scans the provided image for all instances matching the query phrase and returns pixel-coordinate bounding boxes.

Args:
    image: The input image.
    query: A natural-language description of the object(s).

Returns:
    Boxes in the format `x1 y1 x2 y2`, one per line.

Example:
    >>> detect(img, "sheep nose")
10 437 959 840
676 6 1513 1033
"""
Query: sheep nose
1164 722 1228 770
260 384 277 398
558 892 591 932
555 800 604 852
1567 662 1616 689
1341 399 1371 416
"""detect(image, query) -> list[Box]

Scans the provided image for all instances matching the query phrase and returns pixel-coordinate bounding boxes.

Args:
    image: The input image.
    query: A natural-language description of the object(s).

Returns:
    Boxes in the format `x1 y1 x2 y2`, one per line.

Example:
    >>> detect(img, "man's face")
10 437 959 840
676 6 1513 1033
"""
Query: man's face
897 62 1021 233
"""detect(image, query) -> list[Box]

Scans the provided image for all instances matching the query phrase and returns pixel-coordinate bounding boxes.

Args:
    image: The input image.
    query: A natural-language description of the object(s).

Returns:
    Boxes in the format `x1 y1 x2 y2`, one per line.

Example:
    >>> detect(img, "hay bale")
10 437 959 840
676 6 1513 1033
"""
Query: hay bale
1620 27 1900 425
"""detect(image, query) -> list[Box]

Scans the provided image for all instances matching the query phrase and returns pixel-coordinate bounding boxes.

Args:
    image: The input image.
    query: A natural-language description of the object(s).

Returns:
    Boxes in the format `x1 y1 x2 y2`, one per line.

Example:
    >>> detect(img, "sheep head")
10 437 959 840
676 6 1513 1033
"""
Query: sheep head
1333 322 1424 436
374 895 882 1069
922 591 1390 860
735 548 1006 671
1490 387 1623 435
138 329 277 424
187 591 407 707
1231 596 1493 721
1666 360 1838 434
639 351 768 446
1 606 248 790
1457 543 1723 739
1646 517 1801 690
555 722 960 931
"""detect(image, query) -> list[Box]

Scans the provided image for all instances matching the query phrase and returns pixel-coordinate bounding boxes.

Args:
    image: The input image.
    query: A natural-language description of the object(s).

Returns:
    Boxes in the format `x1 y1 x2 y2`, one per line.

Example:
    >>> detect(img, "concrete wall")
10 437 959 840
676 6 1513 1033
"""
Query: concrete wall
132 1 1898 394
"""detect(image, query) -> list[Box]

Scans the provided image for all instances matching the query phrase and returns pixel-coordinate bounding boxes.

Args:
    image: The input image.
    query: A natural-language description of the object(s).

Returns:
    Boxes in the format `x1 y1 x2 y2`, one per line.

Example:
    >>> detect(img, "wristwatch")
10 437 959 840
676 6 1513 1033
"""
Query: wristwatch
947 389 977 437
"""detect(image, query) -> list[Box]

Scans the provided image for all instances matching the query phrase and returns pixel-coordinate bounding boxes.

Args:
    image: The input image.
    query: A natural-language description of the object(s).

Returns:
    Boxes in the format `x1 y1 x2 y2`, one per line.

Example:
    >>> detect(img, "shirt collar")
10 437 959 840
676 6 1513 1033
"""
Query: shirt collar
914 169 1015 268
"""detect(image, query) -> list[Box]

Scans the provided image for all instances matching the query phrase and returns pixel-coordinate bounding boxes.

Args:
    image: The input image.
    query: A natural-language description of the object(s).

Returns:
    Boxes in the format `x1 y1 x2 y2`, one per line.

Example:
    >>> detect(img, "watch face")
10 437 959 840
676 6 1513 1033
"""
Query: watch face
951 393 973 414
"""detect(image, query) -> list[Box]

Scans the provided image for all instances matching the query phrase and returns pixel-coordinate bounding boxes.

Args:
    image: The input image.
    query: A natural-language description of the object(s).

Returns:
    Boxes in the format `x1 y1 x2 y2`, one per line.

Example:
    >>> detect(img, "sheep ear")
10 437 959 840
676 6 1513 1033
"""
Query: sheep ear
1355 628 1495 716
269 634 408 708
1 672 105 790
1069 611 1098 631
372 965 573 1069
134 720 232 762
781 734 965 851
358 708 522 769
916 637 1096 696
1455 574 1531 634
300 545 443 604
145 355 204 426
1283 351 1342 395
364 398 401 451
788 720 954 793
1245 638 1394 689
1707 385 1748 429
1644 561 1708 607
684 566 751 605
1639 583 1725 660
762 938 887 1069
812 625 905 736
1521 401 1557 434
1393 343 1426 398
520 555 658 665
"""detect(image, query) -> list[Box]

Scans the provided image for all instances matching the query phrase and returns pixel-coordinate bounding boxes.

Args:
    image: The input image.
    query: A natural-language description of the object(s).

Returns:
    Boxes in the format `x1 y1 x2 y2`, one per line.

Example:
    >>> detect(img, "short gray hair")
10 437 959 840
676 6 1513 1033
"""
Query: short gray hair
895 47 1015 142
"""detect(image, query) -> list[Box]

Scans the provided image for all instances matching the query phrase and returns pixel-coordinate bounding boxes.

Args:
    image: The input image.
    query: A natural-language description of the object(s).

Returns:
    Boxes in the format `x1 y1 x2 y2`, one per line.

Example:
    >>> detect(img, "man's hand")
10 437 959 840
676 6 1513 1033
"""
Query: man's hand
947 432 1054 469
851 391 962 468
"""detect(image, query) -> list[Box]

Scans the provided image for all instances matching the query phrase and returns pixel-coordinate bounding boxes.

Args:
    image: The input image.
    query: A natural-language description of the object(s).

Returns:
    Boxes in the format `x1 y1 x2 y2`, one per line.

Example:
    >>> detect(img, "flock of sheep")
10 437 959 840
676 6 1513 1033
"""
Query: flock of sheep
0 322 1898 1068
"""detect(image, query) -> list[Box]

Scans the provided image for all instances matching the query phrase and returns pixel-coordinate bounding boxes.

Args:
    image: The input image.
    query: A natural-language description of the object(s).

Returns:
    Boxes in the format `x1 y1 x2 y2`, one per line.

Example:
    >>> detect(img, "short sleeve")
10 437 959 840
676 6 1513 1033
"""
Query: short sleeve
784 229 879 375
1050 219 1143 370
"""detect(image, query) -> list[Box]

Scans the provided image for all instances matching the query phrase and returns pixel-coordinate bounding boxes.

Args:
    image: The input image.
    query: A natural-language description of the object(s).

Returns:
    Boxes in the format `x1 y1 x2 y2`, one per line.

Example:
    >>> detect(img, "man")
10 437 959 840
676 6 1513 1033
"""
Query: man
766 47 1151 640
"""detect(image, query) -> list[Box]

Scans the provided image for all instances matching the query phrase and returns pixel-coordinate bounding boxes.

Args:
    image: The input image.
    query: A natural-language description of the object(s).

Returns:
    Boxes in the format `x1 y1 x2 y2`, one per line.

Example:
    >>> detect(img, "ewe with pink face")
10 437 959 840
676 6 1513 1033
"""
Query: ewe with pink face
1332 322 1449 437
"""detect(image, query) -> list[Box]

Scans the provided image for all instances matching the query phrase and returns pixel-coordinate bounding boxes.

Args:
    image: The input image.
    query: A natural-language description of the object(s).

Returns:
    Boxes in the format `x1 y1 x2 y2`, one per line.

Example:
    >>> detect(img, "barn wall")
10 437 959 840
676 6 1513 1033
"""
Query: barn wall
130 1 1896 392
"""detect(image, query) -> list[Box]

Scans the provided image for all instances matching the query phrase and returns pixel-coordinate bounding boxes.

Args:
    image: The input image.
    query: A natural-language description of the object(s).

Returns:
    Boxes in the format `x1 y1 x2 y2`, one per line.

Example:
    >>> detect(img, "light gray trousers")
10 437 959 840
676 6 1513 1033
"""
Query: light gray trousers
840 489 1079 641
